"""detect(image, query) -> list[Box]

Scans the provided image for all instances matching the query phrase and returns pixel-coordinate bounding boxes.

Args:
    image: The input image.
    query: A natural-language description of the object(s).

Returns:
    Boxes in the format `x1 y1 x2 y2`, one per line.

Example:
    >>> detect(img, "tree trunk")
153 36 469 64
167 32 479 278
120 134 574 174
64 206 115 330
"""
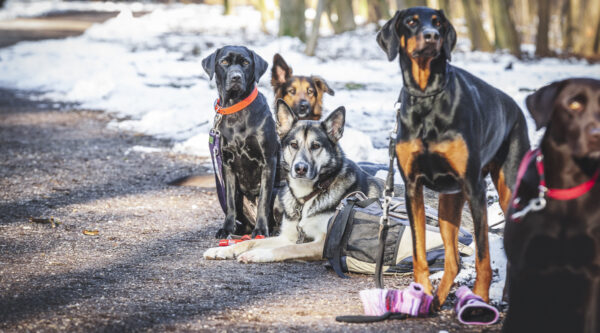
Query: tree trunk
254 0 272 33
535 0 551 57
490 0 521 57
280 0 307 42
405 0 427 7
438 0 452 16
306 0 326 56
224 0 232 15
574 0 600 57
461 0 494 52
367 0 390 24
327 0 356 34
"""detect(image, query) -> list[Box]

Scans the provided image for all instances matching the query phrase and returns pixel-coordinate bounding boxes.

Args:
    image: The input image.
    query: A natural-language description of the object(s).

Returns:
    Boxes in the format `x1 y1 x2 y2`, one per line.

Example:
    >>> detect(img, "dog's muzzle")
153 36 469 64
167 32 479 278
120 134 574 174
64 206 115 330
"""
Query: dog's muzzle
226 70 245 91
295 100 311 117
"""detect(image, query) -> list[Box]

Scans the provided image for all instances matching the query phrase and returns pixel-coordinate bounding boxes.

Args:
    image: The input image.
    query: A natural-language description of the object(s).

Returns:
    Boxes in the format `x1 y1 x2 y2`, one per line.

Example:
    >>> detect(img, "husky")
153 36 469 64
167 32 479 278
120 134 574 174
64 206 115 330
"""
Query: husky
203 100 384 263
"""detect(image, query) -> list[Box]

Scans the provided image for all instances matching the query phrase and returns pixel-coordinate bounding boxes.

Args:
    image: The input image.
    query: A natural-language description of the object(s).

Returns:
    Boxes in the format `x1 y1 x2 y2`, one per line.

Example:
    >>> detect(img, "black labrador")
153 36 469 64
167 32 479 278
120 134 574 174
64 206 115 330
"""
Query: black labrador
377 7 530 309
504 78 600 333
202 45 279 238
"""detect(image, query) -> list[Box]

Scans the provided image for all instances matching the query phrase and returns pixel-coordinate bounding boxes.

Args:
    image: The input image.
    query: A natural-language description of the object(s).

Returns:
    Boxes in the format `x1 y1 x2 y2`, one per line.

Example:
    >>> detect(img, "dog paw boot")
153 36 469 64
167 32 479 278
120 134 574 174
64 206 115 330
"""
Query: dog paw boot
454 286 499 325
359 282 433 317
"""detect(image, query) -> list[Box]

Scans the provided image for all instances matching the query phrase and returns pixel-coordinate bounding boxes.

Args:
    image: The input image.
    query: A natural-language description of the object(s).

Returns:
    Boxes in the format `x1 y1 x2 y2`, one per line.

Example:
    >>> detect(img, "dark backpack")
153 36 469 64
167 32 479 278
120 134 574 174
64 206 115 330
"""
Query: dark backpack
323 191 473 278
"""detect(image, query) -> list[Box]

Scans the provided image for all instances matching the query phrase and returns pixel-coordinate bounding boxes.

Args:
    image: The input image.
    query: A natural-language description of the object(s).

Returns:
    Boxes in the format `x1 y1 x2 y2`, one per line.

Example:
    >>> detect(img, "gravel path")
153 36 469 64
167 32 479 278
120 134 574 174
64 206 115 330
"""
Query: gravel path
0 14 501 332
0 90 503 332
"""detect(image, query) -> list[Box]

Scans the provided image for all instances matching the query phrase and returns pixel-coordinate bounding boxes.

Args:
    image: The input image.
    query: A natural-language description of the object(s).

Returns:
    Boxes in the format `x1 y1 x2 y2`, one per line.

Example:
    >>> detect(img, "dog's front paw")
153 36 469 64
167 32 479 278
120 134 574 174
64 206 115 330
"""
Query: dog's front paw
203 246 235 260
251 225 269 238
215 228 232 239
237 249 275 263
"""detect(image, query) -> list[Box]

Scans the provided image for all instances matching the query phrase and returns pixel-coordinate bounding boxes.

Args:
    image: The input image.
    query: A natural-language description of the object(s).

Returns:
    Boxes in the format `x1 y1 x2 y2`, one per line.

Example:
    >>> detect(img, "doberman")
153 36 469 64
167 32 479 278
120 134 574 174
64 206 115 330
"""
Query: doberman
271 53 335 120
377 7 530 309
202 45 279 238
504 78 600 333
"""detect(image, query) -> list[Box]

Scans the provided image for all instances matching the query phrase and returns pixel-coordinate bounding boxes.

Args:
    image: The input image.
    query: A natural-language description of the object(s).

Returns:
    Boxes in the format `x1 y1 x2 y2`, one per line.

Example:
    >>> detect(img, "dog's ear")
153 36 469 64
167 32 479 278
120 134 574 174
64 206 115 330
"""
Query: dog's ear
526 81 567 130
377 10 406 61
271 53 293 86
439 10 456 61
276 99 297 138
251 51 268 83
201 48 221 81
311 76 335 96
322 106 345 142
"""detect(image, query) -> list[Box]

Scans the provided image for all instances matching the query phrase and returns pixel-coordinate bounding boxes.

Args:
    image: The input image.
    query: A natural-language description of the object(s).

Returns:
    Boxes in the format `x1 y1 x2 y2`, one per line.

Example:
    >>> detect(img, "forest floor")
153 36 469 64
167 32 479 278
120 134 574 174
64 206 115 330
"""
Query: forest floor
0 13 502 332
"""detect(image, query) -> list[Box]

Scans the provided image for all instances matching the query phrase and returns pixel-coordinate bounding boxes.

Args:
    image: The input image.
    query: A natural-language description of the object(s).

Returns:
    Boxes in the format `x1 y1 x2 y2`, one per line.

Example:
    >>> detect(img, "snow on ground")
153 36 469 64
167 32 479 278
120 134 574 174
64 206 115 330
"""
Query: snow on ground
1 1 600 305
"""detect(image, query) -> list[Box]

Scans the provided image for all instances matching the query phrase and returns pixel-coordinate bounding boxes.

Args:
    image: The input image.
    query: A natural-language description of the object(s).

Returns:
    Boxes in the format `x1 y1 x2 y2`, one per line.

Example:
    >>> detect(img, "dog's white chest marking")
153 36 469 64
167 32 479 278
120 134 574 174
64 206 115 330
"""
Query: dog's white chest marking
296 197 331 242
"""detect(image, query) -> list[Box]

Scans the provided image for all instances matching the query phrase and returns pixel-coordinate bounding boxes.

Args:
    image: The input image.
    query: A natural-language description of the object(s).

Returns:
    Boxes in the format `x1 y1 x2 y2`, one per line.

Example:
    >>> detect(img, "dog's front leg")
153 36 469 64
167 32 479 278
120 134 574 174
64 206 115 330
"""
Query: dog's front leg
215 163 238 239
467 179 492 303
238 238 326 263
205 219 298 260
406 182 433 295
252 155 277 237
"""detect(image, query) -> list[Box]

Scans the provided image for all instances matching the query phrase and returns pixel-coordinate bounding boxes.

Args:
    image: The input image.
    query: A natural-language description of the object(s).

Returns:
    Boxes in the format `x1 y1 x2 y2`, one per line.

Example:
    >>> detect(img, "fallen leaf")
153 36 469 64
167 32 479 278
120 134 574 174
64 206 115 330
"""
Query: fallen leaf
83 229 99 236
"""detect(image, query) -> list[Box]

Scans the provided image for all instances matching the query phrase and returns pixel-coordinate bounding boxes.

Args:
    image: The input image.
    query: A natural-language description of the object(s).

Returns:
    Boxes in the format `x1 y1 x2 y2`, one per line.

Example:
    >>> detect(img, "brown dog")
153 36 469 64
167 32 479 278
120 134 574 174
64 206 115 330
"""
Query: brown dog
504 78 600 333
270 53 334 120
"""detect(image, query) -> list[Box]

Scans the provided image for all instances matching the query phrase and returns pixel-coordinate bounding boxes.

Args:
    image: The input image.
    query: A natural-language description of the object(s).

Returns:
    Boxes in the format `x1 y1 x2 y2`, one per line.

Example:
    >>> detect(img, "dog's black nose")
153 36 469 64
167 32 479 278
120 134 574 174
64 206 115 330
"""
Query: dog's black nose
299 100 310 111
423 29 440 43
294 162 308 176
230 72 242 82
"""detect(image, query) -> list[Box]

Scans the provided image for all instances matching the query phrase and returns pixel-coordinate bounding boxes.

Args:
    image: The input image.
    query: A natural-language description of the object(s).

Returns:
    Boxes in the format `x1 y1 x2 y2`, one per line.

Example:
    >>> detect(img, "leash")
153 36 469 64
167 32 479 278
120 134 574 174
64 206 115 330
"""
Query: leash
374 101 401 289
510 148 600 221
209 85 260 214
300 175 335 203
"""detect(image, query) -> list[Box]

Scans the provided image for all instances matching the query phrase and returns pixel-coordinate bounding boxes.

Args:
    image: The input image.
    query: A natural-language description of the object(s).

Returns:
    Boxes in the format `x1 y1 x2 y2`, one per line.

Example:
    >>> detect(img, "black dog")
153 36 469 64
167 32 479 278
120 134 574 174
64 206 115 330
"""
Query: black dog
504 78 600 333
202 46 279 238
377 7 530 308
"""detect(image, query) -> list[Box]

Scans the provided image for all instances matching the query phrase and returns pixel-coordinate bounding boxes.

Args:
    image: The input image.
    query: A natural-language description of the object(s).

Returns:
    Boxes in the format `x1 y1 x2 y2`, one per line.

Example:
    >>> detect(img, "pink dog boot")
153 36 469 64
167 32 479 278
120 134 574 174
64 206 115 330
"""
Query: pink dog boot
454 286 499 325
388 282 433 317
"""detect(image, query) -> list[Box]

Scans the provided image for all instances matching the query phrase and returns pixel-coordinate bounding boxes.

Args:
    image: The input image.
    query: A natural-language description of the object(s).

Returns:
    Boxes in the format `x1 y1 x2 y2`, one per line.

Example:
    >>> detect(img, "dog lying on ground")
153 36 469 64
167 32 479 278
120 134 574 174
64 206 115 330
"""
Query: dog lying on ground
202 45 279 238
271 53 335 120
377 7 530 309
504 78 600 333
203 100 383 262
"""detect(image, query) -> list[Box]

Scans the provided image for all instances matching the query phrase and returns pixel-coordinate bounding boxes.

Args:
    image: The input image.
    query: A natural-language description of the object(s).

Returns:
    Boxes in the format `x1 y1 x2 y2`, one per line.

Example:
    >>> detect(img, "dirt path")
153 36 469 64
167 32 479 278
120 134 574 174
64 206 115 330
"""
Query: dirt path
0 13 500 332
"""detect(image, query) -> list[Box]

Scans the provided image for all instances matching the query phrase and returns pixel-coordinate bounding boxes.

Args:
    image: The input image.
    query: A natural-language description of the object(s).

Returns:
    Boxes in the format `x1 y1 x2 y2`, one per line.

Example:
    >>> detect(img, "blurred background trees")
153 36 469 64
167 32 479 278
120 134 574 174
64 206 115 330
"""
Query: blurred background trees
238 0 600 59
1 0 598 59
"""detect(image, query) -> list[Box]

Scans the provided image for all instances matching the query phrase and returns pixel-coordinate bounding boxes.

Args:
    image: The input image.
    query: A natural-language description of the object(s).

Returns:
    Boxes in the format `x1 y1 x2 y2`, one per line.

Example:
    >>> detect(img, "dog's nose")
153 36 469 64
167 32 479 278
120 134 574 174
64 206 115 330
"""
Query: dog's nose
423 29 440 43
230 72 242 82
299 100 310 111
294 162 308 176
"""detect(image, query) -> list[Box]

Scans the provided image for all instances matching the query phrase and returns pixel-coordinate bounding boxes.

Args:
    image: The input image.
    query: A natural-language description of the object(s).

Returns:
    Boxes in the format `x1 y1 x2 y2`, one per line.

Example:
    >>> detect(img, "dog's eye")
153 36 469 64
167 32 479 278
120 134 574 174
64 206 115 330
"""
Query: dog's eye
307 88 314 95
568 100 584 112
242 60 250 66
311 142 321 150
287 88 296 95
407 19 418 27
290 141 299 149
432 18 441 27
220 59 229 66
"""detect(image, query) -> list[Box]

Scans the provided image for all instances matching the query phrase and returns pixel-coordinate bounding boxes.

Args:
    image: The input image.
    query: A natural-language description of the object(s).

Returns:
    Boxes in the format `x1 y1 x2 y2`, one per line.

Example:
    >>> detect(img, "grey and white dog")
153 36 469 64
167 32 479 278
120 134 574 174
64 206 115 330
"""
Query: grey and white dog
203 100 383 263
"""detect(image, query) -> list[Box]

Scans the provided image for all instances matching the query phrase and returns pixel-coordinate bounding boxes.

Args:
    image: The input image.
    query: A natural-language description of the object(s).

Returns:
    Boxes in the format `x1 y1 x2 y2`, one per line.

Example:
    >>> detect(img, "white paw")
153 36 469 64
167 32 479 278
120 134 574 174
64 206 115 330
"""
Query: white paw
203 246 235 260
237 249 275 263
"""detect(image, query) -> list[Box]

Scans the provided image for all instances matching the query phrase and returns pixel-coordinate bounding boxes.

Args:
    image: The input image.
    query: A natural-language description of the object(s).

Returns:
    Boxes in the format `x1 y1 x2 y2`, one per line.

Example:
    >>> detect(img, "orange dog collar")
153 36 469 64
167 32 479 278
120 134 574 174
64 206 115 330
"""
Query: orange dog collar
214 85 258 115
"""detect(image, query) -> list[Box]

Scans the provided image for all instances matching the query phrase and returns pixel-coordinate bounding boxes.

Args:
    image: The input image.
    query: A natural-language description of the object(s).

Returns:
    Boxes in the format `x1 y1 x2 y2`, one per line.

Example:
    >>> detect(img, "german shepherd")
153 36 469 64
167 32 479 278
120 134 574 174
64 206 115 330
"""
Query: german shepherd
271 53 335 120
203 100 383 262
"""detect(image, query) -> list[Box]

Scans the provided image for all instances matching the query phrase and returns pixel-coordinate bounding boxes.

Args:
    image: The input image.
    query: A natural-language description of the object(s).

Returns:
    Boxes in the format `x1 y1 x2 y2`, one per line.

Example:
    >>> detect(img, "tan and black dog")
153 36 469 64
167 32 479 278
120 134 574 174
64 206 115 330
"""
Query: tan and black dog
270 53 334 120
504 78 600 333
377 7 530 309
